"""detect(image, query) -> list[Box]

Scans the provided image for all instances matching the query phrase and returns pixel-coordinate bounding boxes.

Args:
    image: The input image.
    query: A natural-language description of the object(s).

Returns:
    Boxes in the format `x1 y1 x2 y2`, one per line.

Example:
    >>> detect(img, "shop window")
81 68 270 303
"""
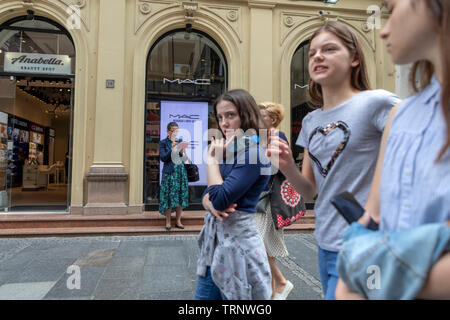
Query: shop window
144 29 227 210
0 16 75 212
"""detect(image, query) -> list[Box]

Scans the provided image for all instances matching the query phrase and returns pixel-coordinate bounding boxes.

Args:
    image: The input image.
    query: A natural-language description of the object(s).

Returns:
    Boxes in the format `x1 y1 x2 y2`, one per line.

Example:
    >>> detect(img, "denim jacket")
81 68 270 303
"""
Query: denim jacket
336 222 450 300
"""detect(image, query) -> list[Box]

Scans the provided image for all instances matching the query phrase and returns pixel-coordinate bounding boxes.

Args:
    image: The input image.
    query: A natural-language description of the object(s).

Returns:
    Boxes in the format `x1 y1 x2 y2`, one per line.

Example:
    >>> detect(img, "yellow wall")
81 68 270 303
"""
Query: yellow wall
0 0 395 213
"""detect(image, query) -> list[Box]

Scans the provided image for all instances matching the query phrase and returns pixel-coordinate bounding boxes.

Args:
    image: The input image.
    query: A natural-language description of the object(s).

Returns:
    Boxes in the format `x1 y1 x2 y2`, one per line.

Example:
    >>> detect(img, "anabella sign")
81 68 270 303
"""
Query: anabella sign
4 52 72 75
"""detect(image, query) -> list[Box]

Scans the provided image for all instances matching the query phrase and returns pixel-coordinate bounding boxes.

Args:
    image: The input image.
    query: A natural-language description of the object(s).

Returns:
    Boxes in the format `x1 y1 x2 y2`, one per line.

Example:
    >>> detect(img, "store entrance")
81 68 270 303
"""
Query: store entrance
0 75 72 212
144 29 227 211
0 15 75 213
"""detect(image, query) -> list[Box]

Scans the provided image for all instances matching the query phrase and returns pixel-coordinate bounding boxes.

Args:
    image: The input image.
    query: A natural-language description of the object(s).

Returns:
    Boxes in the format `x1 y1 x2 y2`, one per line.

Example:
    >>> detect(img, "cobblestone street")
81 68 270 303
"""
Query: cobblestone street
0 234 323 300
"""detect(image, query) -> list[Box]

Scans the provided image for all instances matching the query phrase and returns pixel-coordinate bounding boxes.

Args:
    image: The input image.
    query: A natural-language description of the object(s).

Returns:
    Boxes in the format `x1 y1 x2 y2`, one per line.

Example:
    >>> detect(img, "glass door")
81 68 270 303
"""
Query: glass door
66 78 74 208
144 29 227 211
0 15 75 212
0 76 16 212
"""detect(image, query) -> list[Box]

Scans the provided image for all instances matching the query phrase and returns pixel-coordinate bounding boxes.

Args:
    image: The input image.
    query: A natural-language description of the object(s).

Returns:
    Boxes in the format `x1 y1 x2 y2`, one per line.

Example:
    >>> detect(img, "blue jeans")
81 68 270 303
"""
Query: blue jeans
194 267 227 300
318 246 339 300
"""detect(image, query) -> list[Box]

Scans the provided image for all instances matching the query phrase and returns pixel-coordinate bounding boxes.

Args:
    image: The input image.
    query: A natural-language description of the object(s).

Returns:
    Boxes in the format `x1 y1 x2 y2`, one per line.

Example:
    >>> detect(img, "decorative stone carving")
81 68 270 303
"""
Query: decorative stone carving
284 16 294 27
183 1 198 22
52 0 90 31
134 1 179 34
203 4 242 42
21 0 34 8
226 10 238 22
74 0 86 8
362 21 371 33
139 2 151 14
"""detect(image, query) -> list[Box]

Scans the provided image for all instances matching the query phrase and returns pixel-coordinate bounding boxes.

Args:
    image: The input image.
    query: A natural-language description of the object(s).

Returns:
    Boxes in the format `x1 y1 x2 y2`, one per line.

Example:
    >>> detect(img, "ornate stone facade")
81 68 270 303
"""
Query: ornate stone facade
0 0 394 215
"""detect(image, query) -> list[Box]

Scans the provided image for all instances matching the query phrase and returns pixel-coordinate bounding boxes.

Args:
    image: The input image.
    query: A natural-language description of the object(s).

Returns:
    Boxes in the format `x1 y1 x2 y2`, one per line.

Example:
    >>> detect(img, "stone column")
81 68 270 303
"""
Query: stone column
248 2 275 103
84 0 129 215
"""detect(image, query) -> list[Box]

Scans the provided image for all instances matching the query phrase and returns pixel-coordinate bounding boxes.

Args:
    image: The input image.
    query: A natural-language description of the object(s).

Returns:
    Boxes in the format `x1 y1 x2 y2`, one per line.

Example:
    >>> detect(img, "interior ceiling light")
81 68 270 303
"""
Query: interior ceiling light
324 0 339 3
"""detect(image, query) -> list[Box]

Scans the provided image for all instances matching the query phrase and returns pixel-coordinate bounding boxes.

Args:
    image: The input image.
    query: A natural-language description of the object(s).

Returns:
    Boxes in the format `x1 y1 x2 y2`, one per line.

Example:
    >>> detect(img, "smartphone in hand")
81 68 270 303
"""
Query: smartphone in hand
178 142 189 150
330 192 379 231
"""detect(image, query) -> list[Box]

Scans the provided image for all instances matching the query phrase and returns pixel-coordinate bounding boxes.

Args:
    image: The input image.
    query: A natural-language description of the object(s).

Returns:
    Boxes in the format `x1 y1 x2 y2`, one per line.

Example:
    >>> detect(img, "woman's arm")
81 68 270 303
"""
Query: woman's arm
336 251 450 300
202 193 237 222
266 133 316 201
335 278 366 300
207 162 223 187
159 139 172 163
416 250 450 299
364 103 400 223
206 137 266 211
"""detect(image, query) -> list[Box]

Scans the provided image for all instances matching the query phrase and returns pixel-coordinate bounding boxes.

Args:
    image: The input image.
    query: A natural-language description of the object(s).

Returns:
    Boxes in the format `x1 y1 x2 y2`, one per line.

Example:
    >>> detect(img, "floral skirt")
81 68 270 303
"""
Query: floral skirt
159 164 189 214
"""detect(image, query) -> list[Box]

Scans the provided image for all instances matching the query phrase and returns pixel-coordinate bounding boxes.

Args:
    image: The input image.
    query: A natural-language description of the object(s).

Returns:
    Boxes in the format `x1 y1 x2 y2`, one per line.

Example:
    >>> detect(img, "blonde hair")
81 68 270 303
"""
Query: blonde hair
258 102 285 128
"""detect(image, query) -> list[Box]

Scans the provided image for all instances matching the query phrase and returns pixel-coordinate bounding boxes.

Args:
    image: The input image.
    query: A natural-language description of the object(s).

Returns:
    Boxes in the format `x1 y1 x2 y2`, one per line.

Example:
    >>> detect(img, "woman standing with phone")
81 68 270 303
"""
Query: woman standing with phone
266 21 400 299
159 122 189 231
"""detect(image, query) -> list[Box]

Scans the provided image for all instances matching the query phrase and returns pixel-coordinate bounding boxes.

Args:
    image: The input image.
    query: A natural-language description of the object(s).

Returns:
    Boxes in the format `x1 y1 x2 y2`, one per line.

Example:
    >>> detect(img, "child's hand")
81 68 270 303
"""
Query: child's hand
208 135 236 162
266 128 295 171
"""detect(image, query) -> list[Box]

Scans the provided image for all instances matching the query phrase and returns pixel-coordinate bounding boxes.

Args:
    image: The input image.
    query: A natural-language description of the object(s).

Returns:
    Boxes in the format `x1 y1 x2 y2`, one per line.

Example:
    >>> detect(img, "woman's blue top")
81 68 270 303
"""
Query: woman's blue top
380 76 450 231
203 137 271 213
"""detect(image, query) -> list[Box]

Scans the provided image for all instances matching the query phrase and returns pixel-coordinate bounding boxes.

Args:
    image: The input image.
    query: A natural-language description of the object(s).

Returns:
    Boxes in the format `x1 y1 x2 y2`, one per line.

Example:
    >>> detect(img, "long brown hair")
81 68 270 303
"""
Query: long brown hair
213 89 262 137
308 21 371 107
409 0 450 161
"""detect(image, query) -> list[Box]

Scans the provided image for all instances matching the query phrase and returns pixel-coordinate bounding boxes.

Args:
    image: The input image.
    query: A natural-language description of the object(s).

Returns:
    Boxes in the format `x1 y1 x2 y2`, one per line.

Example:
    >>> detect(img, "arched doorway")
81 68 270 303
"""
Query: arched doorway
0 15 75 212
291 40 316 209
144 29 227 210
291 40 311 169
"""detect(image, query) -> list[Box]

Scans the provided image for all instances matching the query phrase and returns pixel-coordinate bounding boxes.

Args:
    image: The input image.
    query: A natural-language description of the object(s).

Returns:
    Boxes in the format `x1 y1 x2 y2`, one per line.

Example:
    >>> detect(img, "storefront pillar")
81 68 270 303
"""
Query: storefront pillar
248 3 275 103
84 0 129 215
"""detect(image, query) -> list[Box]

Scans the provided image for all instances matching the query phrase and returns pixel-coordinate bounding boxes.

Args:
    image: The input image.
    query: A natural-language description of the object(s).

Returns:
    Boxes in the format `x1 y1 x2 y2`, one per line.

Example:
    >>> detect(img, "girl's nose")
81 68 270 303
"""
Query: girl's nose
313 51 324 61
221 119 229 128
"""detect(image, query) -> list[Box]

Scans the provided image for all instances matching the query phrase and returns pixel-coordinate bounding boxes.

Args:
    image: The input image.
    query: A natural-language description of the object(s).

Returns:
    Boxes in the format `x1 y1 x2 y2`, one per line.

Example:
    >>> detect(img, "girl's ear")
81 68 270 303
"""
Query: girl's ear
351 53 360 68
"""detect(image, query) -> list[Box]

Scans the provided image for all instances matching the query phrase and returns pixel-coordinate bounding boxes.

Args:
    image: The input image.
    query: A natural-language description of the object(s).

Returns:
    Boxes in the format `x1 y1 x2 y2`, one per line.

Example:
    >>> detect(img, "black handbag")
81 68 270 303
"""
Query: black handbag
265 172 306 230
184 158 199 182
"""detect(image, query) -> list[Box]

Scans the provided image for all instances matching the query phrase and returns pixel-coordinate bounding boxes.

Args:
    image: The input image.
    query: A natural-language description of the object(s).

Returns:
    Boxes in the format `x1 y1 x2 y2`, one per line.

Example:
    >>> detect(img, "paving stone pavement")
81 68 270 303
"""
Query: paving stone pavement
0 234 323 300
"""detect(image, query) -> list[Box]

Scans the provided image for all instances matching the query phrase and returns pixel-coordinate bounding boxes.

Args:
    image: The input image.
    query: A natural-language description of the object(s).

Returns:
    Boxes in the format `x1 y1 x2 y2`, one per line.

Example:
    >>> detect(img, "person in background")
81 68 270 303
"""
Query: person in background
159 122 189 231
335 0 450 300
265 21 400 299
195 89 272 300
254 101 294 300
65 151 70 182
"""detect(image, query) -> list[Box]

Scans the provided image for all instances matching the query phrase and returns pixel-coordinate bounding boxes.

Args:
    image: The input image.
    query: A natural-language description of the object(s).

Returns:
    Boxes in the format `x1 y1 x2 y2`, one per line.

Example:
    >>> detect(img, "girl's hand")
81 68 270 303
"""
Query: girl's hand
357 210 372 227
202 193 237 222
266 128 295 171
208 135 236 163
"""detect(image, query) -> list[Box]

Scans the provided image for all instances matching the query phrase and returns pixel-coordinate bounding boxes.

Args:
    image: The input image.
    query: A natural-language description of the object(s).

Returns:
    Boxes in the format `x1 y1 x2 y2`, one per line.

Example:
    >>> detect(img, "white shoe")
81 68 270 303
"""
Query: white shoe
272 281 294 300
